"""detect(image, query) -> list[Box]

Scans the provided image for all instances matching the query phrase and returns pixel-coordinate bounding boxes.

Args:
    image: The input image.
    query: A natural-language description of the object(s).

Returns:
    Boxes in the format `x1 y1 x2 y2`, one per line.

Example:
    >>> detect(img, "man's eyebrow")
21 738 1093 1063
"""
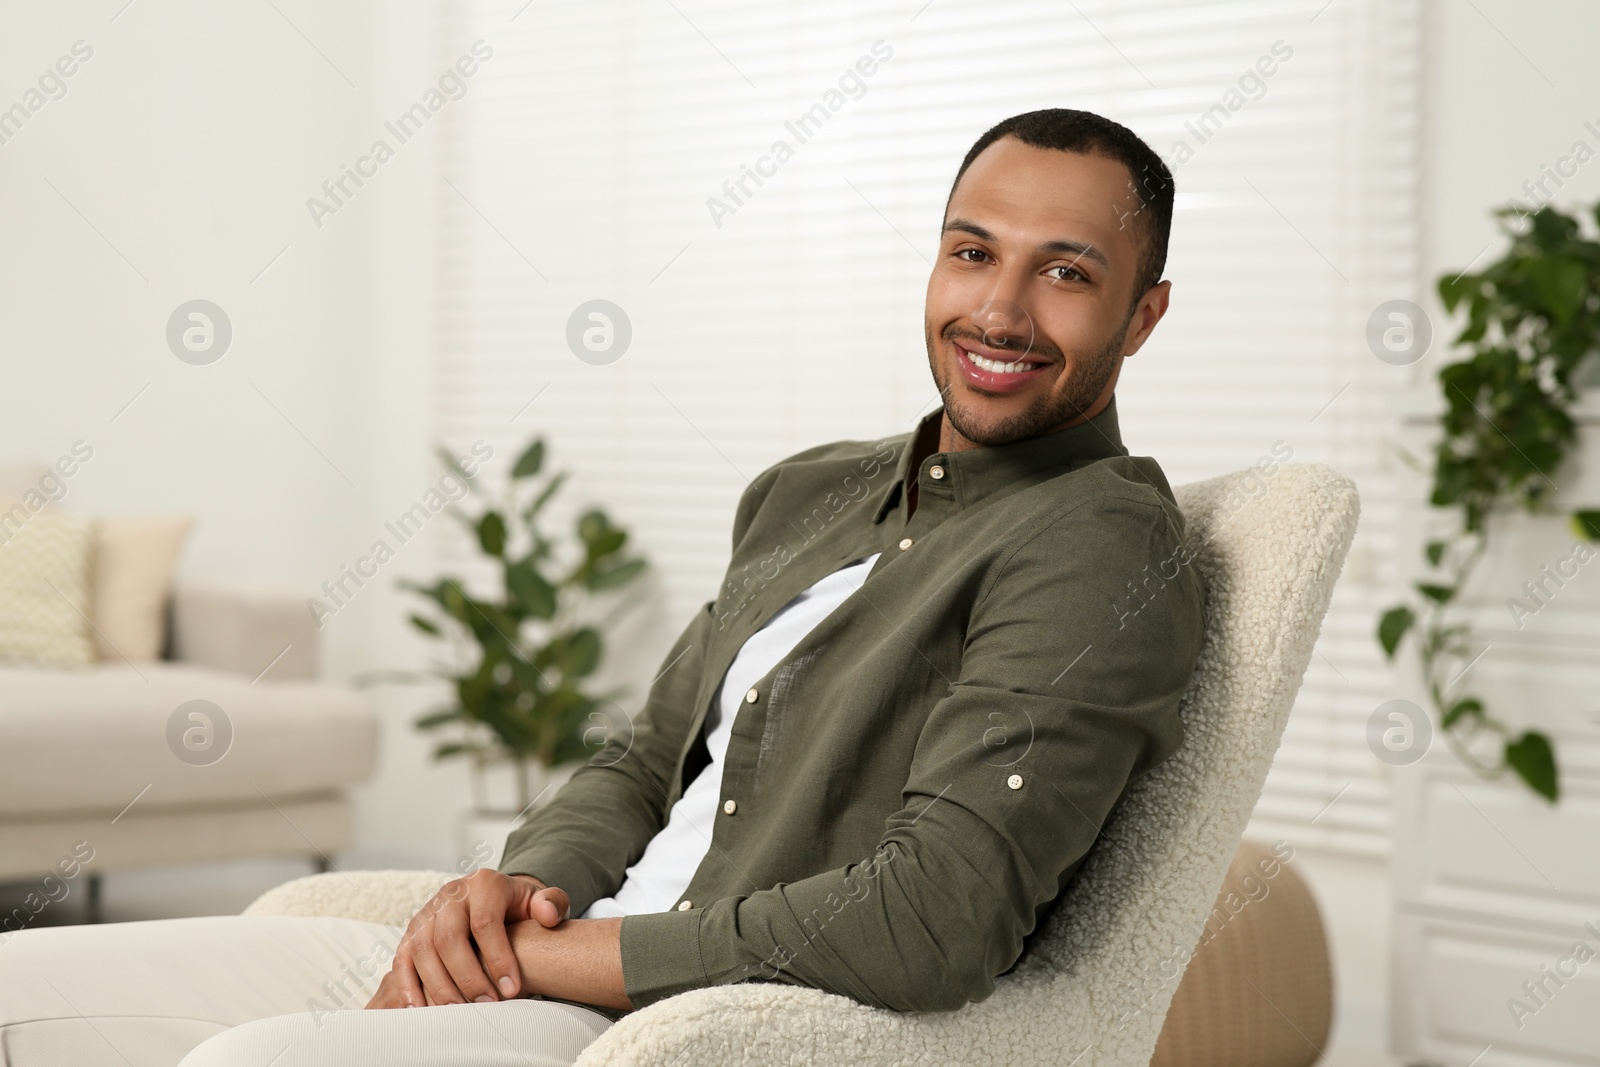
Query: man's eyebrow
942 218 1110 269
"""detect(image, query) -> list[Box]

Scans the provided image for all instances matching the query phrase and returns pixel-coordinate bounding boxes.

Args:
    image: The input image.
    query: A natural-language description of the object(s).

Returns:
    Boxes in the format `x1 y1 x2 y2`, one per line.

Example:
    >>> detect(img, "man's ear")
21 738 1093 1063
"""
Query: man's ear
1120 280 1172 358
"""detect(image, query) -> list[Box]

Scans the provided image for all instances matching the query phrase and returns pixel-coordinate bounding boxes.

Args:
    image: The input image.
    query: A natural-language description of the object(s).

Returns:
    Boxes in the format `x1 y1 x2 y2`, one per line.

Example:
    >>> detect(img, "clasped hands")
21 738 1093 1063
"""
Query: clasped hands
365 869 629 1012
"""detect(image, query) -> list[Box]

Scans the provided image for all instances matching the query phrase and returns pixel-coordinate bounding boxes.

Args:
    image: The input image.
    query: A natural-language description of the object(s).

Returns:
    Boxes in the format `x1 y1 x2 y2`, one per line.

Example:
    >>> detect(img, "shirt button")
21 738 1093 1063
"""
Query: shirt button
1007 774 1024 790
928 464 945 480
723 799 737 815
898 537 913 550
745 687 759 704
678 900 692 911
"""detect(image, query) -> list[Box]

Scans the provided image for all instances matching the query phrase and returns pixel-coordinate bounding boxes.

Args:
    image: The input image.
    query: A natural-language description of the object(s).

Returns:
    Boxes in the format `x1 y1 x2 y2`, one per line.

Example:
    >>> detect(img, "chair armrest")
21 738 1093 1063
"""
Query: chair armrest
245 870 453 925
171 580 319 680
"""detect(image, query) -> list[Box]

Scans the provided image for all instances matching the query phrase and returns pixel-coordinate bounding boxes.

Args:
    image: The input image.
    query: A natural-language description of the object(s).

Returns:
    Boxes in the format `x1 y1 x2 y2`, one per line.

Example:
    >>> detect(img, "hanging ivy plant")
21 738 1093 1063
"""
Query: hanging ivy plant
1379 203 1600 803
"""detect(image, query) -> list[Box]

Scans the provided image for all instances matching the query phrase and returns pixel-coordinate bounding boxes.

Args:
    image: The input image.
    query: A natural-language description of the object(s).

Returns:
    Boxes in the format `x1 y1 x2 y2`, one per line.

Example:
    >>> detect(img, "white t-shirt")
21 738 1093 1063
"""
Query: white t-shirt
583 553 881 918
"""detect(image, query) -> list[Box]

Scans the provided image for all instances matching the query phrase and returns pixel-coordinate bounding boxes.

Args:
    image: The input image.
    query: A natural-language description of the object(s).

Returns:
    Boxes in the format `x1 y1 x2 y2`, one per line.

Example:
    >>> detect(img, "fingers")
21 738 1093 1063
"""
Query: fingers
409 933 469 1005
470 901 523 998
428 895 502 1004
391 876 478 1006
528 885 570 928
394 952 426 1008
390 911 432 1008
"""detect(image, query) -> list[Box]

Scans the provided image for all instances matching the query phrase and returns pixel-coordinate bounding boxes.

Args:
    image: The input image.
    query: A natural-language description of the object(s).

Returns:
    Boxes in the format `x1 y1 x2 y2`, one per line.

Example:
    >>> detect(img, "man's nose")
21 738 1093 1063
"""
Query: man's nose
970 295 1036 352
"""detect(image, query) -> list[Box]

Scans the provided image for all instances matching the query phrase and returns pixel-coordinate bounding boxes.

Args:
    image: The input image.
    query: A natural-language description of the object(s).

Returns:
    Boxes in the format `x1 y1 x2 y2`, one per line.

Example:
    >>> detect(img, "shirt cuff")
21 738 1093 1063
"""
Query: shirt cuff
620 908 708 1007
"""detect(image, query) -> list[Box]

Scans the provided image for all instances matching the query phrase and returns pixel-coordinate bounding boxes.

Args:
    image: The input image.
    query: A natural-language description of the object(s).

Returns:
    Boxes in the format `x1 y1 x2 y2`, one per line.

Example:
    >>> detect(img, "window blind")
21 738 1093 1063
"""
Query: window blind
432 0 1420 856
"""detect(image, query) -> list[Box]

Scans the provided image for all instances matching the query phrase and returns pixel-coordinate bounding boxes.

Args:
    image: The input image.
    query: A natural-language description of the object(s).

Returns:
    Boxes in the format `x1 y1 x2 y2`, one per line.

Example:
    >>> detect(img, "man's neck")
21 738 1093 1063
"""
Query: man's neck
911 398 1113 519
937 398 1110 456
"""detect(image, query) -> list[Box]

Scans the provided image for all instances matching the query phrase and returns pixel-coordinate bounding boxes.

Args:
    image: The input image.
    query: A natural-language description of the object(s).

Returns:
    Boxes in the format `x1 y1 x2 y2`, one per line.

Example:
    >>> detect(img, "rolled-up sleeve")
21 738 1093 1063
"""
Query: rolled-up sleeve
619 493 1204 1011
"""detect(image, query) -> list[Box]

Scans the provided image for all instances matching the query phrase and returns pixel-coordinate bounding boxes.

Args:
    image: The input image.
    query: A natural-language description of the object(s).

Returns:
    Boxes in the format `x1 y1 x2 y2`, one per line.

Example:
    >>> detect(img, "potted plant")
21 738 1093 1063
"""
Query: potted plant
380 437 648 853
1379 204 1600 802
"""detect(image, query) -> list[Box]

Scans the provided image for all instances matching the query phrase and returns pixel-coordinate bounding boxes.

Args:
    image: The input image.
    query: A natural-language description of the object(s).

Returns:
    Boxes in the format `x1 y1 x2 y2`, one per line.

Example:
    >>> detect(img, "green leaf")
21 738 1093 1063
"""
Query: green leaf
1528 257 1587 325
1504 731 1559 802
402 578 473 625
1526 205 1580 246
415 709 462 730
1425 540 1446 568
462 599 519 648
1378 606 1414 659
1572 510 1600 541
478 511 507 556
526 471 568 520
587 529 627 558
587 557 646 592
432 741 473 760
439 579 471 623
409 613 441 636
507 560 558 619
577 509 608 544
1415 582 1456 605
434 445 483 494
1442 698 1482 728
1437 273 1473 313
562 627 602 677
512 439 545 479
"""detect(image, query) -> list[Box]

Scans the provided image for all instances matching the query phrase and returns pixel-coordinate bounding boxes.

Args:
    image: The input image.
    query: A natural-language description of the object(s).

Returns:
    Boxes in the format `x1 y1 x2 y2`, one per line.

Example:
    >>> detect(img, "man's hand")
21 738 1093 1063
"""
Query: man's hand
366 869 569 1009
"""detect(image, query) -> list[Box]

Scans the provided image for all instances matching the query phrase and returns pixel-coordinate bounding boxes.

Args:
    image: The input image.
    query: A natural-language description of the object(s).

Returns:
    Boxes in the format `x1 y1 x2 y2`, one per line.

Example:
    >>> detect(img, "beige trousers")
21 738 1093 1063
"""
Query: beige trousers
0 914 612 1066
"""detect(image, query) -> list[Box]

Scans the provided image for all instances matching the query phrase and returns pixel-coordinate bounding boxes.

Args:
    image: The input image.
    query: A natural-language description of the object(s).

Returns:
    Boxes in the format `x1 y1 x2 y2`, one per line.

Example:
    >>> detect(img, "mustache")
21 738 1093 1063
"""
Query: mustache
944 324 1063 363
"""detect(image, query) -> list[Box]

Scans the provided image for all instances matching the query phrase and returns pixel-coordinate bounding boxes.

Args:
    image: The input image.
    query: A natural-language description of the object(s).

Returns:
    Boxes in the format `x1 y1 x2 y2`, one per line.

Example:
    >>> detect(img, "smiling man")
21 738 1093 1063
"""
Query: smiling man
0 109 1204 1067
365 107 1201 1035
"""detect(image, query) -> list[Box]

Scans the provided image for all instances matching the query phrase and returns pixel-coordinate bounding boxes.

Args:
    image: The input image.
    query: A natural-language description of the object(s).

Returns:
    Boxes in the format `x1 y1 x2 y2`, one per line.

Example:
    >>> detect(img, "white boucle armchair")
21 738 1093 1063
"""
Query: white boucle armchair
247 463 1359 1067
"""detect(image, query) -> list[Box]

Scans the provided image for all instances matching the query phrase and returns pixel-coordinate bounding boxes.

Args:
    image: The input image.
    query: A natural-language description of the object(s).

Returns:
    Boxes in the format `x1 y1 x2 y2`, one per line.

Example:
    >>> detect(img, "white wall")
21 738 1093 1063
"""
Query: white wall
0 0 467 879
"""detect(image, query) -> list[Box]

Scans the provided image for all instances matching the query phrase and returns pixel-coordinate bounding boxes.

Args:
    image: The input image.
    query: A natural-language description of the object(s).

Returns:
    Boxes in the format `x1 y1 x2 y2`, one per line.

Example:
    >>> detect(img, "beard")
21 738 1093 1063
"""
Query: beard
925 318 1127 447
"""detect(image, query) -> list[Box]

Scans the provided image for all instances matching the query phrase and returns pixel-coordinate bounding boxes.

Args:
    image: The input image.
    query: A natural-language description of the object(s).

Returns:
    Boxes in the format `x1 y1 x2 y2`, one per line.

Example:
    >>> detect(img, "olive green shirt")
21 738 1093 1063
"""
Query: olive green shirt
500 398 1204 1012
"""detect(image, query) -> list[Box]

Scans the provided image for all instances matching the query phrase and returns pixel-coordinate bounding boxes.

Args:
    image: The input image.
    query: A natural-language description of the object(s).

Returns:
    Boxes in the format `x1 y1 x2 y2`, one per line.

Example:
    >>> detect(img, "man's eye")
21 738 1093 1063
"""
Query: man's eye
1050 265 1086 283
956 248 987 262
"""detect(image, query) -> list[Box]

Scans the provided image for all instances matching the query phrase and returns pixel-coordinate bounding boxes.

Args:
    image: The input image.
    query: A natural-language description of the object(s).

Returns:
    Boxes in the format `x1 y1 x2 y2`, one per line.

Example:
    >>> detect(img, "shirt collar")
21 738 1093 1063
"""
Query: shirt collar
872 396 1128 523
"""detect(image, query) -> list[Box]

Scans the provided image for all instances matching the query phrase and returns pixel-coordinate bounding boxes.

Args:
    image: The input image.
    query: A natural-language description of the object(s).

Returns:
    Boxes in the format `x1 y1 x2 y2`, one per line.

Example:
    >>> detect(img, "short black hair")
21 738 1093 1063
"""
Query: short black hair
946 108 1174 306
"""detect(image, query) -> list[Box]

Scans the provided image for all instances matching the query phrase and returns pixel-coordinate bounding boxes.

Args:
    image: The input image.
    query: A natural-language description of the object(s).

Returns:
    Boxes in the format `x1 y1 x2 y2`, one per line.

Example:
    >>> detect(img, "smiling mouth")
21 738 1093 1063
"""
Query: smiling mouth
954 341 1050 375
963 347 1045 374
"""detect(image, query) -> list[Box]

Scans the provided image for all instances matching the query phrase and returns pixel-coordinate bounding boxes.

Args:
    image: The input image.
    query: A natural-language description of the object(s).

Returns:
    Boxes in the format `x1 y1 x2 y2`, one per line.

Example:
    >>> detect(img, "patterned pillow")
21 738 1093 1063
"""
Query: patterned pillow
0 512 96 667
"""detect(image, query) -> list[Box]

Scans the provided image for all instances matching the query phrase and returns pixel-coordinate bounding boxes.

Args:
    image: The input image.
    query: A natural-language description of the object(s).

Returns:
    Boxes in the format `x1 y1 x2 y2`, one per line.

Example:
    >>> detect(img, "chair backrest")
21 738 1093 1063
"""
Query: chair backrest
990 461 1360 1063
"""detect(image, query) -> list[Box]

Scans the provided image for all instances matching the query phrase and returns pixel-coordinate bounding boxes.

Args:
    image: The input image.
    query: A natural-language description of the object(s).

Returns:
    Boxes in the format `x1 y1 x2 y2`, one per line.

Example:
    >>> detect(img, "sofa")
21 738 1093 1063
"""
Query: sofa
0 579 378 914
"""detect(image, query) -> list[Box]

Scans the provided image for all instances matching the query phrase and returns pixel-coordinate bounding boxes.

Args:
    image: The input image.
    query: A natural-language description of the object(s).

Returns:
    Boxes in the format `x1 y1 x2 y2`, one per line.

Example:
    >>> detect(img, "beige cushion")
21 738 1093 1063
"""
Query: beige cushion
172 581 318 680
1151 839 1334 1067
92 515 192 662
0 661 377 813
0 513 96 667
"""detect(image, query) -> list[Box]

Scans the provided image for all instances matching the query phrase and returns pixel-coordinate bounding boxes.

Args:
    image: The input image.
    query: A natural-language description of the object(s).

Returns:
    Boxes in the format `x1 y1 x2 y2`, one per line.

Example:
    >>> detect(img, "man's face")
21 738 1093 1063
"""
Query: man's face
924 137 1170 448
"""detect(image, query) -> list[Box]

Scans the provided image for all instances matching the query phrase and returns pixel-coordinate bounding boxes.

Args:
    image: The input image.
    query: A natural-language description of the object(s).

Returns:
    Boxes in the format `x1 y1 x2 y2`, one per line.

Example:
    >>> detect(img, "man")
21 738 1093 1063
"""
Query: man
0 109 1203 1066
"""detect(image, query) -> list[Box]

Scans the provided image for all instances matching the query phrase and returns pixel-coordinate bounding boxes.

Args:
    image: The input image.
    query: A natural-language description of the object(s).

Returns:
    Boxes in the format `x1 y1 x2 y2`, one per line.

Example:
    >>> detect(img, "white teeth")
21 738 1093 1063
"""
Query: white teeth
965 349 1036 374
